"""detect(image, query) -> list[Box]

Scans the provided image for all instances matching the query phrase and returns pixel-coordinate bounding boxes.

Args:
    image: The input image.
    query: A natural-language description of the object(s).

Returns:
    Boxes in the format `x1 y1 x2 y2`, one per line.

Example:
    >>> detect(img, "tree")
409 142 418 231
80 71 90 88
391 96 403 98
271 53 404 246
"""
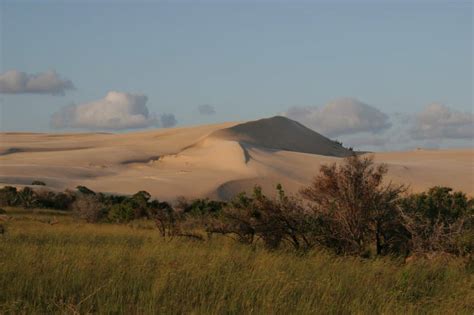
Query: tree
300 155 406 256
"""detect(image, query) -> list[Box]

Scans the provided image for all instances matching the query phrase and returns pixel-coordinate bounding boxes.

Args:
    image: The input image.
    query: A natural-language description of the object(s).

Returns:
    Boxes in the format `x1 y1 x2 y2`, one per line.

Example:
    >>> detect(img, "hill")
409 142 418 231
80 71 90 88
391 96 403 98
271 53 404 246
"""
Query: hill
0 117 472 200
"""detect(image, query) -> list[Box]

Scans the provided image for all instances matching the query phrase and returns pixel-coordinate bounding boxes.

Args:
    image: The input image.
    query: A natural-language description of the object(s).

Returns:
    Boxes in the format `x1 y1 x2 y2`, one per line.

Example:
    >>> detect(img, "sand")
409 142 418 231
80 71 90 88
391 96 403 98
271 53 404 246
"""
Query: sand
1 116 472 200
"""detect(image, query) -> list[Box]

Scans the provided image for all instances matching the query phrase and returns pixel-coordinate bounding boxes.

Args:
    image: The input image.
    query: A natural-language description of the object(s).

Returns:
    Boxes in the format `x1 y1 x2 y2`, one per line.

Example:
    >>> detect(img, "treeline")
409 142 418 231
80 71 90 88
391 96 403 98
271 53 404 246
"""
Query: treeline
1 155 472 257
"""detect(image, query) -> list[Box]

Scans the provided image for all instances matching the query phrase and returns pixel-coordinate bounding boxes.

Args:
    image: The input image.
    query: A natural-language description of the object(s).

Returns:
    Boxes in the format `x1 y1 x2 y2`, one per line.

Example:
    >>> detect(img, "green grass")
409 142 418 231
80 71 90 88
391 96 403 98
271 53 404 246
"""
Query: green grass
0 208 473 314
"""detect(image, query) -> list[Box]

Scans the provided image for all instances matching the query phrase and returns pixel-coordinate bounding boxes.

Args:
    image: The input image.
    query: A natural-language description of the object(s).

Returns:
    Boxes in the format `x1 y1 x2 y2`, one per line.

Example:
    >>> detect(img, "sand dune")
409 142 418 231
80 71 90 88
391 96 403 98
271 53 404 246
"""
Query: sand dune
0 116 472 200
211 116 352 157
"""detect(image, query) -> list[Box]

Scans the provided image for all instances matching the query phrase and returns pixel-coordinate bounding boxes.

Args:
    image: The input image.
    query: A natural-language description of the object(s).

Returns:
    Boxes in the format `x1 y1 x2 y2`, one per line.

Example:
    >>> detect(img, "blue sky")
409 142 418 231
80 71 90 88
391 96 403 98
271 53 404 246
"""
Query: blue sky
0 0 472 150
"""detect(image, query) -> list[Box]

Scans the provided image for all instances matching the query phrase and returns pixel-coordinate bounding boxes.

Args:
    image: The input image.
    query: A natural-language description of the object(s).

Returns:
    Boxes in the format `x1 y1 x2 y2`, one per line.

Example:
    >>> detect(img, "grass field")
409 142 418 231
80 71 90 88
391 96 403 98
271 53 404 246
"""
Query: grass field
0 208 473 314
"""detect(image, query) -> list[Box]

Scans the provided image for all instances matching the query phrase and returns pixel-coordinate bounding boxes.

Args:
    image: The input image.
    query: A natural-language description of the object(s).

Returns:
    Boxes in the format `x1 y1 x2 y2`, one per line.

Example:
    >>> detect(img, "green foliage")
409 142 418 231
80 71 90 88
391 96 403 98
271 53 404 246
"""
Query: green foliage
182 198 226 216
108 203 135 223
399 187 473 255
401 186 472 223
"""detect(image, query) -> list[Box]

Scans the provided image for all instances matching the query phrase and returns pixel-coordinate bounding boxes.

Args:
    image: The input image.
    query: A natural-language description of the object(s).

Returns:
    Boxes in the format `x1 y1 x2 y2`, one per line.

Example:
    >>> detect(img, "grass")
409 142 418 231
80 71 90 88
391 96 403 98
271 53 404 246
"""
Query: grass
0 207 473 314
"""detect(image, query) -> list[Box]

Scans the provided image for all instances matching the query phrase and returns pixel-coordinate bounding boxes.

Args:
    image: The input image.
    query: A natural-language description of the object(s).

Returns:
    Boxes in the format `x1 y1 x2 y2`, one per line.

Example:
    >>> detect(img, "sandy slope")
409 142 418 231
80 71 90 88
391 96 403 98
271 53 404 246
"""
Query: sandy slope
0 117 472 200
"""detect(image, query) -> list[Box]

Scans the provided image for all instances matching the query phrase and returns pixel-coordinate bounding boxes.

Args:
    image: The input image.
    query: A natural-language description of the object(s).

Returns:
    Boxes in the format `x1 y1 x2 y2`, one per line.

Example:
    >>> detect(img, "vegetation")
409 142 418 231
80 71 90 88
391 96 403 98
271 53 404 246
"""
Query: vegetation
31 180 46 186
0 155 472 313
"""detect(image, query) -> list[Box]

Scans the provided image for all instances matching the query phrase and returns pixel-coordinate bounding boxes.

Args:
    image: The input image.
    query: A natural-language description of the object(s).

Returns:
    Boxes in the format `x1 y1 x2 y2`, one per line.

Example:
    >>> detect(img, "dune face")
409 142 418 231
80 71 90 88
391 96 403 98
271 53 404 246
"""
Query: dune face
211 116 352 157
0 117 473 200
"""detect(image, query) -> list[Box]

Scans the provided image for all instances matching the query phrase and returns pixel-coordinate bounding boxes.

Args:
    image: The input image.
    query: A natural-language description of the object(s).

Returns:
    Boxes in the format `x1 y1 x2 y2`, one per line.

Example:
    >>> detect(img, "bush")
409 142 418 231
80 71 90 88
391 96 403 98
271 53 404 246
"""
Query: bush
300 155 406 256
209 185 317 250
16 187 37 209
76 186 96 195
108 203 135 223
399 187 473 256
31 181 46 186
72 195 107 223
182 198 226 216
0 186 18 207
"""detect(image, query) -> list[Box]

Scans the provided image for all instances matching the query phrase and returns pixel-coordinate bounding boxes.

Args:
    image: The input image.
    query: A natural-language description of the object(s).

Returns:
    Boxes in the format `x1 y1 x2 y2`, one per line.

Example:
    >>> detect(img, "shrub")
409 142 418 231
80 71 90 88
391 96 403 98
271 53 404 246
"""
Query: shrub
209 185 318 250
72 195 107 223
0 186 18 207
31 180 46 186
399 187 473 256
76 185 96 195
148 199 180 238
108 203 135 223
182 198 226 216
16 187 37 209
300 155 406 256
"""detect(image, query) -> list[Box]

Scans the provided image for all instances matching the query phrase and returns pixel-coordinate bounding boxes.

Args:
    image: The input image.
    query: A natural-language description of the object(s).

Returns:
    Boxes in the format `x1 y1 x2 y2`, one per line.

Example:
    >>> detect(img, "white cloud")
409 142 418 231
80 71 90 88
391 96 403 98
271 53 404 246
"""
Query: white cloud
410 103 474 140
197 104 216 115
51 91 160 130
283 98 391 137
0 70 74 95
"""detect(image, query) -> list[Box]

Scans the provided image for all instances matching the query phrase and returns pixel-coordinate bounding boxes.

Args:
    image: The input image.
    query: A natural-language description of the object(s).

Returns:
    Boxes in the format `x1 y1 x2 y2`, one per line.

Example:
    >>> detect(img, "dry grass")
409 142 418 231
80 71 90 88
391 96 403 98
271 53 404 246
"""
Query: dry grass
0 208 473 314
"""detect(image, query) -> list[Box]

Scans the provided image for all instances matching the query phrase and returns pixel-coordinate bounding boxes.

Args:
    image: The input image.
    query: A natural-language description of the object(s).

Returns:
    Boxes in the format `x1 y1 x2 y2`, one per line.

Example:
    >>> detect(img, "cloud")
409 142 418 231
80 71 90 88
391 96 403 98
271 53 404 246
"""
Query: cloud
51 91 160 130
197 104 216 115
410 103 474 140
0 70 74 95
283 98 391 137
160 113 177 128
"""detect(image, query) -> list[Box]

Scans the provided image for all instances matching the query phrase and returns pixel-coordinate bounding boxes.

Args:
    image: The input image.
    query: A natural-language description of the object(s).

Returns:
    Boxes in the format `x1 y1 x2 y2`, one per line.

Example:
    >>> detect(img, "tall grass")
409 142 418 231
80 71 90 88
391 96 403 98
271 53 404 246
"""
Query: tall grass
1 209 473 314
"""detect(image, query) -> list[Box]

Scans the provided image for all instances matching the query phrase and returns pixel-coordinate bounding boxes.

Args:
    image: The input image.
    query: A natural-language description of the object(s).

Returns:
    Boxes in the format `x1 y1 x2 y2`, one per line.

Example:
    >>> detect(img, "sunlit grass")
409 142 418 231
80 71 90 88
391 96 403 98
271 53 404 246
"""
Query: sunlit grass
0 208 472 314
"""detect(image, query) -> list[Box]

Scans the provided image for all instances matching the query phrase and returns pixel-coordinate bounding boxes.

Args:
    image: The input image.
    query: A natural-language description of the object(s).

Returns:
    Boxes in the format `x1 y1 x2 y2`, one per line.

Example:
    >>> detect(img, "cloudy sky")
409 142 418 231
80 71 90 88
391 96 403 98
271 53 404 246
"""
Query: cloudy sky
0 0 472 151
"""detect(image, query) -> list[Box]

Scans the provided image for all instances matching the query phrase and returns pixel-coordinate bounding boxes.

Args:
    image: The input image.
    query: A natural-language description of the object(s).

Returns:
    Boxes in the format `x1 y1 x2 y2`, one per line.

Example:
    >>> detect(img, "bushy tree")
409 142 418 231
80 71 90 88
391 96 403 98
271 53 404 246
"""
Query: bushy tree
300 155 406 256
399 187 473 256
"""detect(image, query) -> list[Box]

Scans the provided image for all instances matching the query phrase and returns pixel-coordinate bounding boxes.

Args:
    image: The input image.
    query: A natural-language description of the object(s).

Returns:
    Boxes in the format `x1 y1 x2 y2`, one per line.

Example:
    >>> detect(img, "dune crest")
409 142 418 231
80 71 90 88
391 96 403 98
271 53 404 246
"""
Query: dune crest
211 116 352 157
